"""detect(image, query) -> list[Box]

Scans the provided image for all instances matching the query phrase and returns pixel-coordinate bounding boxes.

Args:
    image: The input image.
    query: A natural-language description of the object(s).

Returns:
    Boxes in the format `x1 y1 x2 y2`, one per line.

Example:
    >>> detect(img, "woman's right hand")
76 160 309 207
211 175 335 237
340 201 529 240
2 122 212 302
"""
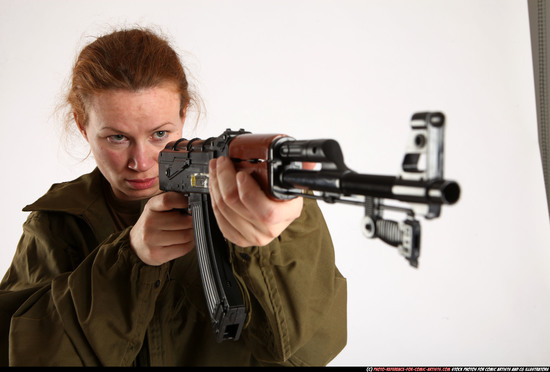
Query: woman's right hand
130 192 195 266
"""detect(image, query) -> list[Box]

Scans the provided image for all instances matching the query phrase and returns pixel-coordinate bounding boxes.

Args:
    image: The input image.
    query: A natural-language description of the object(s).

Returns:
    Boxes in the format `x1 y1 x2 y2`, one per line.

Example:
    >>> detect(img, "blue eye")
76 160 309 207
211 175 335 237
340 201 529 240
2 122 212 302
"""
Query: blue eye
153 131 168 139
108 134 127 143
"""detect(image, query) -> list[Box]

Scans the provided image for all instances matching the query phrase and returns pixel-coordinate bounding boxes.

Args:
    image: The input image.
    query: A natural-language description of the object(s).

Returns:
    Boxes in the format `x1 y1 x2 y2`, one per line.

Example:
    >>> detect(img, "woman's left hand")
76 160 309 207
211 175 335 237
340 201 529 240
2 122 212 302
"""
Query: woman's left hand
208 156 303 247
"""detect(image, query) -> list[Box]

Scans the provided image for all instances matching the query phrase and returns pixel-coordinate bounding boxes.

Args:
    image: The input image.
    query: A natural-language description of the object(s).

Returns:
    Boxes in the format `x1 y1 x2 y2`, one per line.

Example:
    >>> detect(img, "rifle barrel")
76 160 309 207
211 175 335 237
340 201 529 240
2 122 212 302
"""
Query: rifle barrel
280 170 460 205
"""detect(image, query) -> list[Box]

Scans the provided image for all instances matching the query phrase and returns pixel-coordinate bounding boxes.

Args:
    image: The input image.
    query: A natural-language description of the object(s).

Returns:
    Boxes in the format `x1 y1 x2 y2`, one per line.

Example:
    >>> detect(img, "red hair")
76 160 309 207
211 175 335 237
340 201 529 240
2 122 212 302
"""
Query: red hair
66 28 194 128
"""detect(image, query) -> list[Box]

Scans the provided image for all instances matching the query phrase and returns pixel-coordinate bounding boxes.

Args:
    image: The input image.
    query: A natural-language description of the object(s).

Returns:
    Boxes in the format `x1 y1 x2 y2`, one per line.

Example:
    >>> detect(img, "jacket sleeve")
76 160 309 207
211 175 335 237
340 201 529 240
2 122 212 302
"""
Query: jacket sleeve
229 198 347 366
0 211 167 366
1 211 93 290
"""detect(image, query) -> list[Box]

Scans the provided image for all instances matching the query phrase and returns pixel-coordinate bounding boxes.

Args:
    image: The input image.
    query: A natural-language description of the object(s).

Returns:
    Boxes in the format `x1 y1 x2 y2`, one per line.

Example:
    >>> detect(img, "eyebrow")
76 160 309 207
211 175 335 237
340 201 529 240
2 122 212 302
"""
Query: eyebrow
99 122 176 134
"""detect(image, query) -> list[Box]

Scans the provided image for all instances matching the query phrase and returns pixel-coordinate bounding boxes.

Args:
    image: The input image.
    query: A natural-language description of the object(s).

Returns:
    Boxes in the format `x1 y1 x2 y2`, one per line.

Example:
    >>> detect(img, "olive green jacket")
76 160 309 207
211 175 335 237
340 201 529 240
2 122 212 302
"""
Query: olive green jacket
0 168 347 366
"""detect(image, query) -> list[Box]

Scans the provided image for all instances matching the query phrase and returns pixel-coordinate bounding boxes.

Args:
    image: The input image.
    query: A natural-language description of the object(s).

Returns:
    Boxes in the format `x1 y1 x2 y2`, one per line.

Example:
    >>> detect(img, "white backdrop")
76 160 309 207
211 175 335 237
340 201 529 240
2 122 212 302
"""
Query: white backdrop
1 0 549 366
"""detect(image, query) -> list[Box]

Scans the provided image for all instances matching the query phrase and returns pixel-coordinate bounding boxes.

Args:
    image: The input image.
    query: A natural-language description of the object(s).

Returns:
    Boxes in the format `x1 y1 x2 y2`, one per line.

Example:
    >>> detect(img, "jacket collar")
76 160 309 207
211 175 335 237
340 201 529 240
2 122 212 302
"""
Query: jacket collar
23 168 115 242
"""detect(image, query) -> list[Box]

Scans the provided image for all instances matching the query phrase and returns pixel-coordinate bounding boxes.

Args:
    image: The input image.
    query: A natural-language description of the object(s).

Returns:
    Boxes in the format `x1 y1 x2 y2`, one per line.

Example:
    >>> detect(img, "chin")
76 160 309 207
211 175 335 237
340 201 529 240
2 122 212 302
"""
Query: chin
121 187 161 201
134 189 161 200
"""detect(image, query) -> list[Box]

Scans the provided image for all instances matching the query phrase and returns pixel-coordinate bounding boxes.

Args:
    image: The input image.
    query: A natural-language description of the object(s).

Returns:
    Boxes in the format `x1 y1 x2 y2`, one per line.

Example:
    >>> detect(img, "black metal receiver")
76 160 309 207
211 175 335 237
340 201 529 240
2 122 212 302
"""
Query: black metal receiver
158 111 460 342
159 132 248 343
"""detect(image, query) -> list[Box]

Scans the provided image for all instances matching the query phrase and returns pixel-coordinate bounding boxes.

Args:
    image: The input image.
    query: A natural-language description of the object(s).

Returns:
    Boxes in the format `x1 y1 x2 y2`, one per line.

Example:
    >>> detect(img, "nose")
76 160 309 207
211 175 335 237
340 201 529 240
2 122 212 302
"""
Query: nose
128 142 156 172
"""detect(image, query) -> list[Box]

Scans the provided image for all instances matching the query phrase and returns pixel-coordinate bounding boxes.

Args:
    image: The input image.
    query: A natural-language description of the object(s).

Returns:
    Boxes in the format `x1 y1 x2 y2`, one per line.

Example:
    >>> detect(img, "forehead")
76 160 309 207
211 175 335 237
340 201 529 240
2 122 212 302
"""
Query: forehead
88 85 181 128
92 85 179 112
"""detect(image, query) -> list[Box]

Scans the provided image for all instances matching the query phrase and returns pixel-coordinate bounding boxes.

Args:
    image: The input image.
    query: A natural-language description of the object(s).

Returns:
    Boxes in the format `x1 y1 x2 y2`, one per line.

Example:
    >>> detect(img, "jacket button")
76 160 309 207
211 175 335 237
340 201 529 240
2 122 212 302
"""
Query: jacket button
154 280 161 288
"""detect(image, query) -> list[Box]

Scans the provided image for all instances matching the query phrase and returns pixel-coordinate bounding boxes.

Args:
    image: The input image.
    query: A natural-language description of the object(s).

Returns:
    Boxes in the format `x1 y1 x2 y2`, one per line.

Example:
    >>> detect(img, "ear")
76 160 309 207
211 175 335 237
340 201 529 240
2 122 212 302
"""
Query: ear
177 106 188 136
74 112 88 142
181 106 188 122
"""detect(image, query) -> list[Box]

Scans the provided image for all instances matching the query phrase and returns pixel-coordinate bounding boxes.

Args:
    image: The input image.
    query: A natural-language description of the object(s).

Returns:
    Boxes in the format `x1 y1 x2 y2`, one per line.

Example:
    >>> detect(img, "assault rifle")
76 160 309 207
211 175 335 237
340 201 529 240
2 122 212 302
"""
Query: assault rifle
158 111 460 343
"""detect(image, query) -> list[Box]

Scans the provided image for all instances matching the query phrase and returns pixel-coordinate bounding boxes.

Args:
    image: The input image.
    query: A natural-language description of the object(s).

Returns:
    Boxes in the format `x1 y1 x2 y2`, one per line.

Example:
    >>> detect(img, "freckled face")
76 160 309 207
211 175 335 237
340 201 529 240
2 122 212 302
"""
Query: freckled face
79 85 185 201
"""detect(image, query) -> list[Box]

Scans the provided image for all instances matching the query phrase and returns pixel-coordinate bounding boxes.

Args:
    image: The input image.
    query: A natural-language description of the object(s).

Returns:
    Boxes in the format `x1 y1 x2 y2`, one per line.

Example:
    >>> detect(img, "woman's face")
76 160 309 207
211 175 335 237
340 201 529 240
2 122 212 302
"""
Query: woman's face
78 84 185 201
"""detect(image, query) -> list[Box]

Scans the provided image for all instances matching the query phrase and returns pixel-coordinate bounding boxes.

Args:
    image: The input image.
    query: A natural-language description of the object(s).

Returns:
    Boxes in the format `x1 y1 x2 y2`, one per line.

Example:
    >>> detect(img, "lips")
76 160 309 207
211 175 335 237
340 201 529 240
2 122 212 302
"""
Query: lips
126 177 157 190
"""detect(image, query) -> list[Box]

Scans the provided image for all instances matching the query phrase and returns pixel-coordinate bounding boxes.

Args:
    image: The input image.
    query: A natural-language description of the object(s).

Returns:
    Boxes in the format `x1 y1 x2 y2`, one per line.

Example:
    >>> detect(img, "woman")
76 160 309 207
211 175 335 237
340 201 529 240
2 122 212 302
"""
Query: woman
0 27 347 366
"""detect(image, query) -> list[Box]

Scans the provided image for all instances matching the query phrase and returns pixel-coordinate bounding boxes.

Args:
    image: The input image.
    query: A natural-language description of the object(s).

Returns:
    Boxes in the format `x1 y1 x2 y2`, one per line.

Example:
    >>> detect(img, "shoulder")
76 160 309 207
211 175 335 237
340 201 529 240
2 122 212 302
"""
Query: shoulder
23 168 104 215
20 168 121 248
